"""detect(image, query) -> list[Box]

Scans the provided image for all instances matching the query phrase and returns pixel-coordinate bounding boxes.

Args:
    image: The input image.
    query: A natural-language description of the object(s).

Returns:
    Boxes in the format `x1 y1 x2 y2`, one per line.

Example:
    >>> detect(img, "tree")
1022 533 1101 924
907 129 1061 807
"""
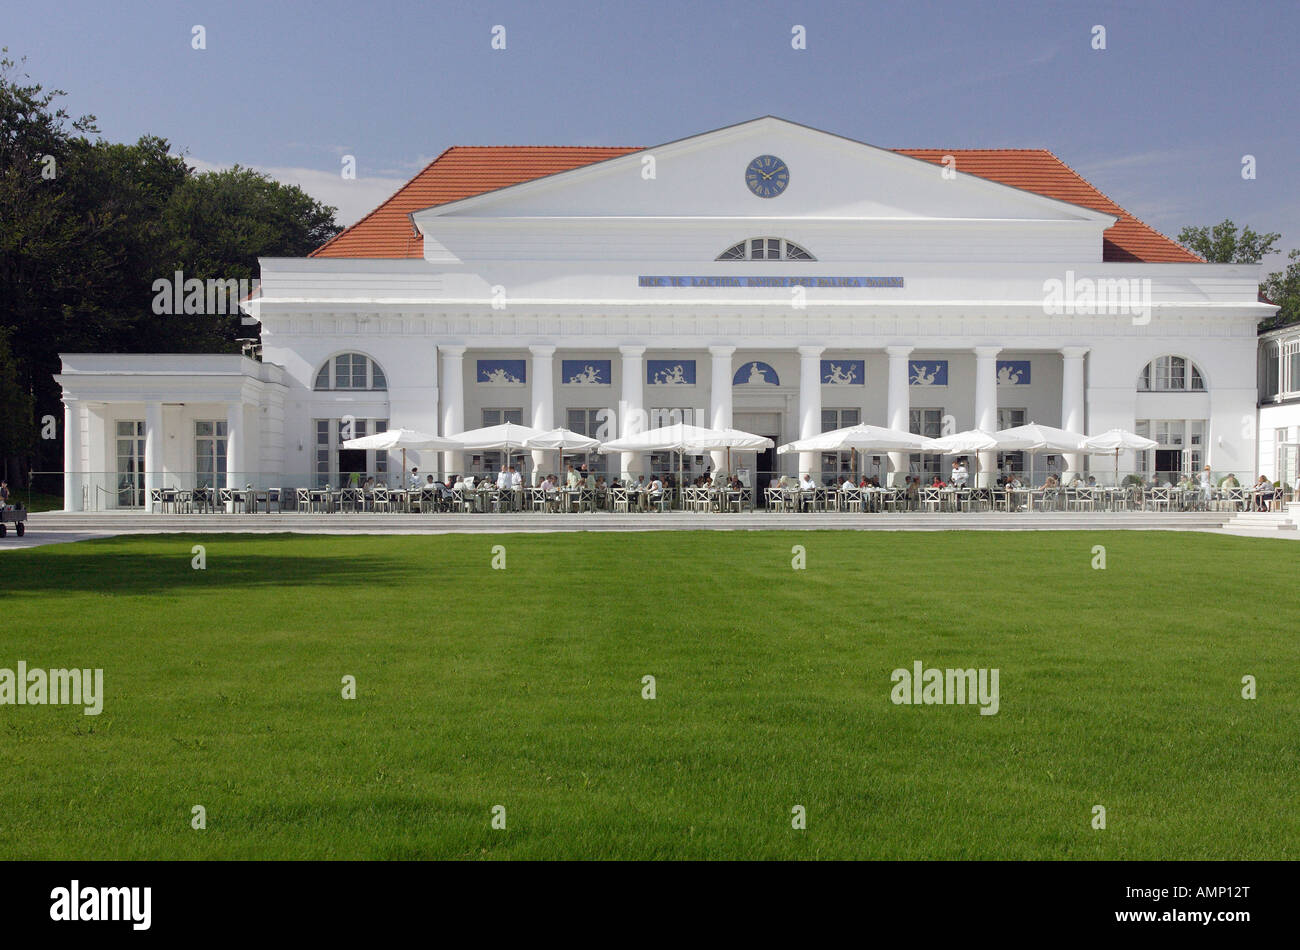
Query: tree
155 165 340 349
1261 250 1300 330
1176 219 1280 264
1177 219 1298 331
0 329 34 486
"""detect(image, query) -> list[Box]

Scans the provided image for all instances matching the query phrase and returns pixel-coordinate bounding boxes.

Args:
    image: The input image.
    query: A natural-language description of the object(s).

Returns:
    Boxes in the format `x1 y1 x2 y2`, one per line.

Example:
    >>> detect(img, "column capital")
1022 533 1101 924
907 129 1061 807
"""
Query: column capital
708 345 736 358
1060 346 1090 359
618 344 646 358
973 345 1002 359
885 345 914 359
439 344 467 357
797 345 825 359
528 344 556 357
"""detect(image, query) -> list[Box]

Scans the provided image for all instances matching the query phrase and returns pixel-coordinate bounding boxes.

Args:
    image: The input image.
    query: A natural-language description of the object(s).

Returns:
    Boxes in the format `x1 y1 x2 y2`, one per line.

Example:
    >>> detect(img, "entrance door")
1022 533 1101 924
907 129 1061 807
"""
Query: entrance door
1155 449 1181 483
338 449 367 486
755 441 778 504
116 420 145 507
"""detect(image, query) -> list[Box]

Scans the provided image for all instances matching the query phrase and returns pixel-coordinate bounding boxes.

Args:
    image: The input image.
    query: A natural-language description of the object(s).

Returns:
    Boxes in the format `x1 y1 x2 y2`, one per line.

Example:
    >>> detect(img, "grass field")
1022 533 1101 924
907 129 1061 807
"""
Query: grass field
1 530 1297 860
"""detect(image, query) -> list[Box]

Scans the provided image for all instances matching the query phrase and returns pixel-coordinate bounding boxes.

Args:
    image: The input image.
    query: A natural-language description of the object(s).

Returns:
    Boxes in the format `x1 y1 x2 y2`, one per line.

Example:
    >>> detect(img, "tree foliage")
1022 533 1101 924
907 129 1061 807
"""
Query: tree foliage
1177 218 1298 331
1176 220 1280 264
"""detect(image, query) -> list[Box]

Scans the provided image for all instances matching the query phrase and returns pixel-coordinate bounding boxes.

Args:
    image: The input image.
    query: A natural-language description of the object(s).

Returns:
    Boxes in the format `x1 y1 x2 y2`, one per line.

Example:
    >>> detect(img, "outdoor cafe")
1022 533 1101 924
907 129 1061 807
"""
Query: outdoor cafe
137 420 1286 515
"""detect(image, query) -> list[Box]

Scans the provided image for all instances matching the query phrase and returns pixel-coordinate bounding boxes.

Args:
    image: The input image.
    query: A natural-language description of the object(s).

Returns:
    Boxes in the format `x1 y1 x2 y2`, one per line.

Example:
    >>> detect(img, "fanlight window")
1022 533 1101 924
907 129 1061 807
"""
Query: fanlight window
315 353 387 391
716 238 815 261
1137 356 1205 392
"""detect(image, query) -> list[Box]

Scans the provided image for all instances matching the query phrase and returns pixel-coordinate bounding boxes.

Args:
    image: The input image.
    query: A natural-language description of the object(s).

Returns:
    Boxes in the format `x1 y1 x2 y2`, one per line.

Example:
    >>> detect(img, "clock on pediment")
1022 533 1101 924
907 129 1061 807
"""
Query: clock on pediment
745 154 789 198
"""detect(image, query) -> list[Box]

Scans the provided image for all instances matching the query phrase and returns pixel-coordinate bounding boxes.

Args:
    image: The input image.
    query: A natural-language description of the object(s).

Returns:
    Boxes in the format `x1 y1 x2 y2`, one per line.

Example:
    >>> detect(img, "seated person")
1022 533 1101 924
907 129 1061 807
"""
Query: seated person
841 475 857 492
798 473 817 491
646 475 664 509
1254 475 1275 510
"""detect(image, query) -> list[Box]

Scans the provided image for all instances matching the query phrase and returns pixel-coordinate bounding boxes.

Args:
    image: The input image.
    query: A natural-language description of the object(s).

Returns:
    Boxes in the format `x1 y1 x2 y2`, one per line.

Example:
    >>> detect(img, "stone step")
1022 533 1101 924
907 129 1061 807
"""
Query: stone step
28 511 1234 535
1223 511 1298 531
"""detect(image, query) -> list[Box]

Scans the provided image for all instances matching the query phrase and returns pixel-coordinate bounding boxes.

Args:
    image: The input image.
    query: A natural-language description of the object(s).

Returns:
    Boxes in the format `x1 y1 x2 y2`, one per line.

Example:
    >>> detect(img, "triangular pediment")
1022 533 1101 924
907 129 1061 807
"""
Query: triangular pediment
410 117 1115 226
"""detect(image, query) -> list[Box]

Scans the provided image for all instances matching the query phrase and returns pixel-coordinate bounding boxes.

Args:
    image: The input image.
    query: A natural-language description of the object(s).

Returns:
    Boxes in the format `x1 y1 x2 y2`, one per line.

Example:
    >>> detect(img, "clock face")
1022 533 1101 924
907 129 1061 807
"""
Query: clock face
745 154 789 198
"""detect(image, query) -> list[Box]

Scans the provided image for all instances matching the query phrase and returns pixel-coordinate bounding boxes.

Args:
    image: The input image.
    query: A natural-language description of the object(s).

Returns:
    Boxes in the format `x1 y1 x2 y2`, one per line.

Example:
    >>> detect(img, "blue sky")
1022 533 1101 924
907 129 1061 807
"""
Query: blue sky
7 0 1298 267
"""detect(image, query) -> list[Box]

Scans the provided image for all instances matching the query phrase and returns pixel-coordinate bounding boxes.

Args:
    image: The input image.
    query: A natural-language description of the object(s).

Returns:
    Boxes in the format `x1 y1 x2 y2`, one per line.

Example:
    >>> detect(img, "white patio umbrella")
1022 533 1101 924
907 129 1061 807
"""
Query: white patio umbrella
992 423 1087 487
1081 428 1158 486
777 423 936 484
522 427 601 481
341 427 463 484
453 422 548 480
599 423 774 503
927 428 1000 488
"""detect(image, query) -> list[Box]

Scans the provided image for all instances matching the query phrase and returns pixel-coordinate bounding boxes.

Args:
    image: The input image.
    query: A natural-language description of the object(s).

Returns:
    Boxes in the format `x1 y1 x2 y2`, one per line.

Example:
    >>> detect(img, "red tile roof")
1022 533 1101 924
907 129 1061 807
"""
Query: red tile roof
311 147 639 258
895 149 1200 263
311 144 1200 263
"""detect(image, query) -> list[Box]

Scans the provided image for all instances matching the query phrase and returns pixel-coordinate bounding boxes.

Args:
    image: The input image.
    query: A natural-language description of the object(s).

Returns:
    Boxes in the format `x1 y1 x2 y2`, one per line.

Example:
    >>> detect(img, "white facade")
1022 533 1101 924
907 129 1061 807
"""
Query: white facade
56 118 1275 509
1258 322 1300 489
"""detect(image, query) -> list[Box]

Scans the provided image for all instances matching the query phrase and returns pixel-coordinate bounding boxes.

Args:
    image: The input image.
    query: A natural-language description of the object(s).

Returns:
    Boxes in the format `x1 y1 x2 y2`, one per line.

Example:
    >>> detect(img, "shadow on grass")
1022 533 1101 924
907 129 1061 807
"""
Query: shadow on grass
0 533 437 597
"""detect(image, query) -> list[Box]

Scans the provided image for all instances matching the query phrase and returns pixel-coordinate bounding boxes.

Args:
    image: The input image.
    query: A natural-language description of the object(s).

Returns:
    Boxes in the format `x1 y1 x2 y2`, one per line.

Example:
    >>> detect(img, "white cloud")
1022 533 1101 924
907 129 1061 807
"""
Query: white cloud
184 157 406 227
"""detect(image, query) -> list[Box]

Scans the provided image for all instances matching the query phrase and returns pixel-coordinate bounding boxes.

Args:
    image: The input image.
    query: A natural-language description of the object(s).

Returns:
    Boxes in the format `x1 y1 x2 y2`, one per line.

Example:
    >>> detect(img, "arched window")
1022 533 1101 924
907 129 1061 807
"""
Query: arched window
716 238 815 261
1137 356 1206 392
314 353 387 391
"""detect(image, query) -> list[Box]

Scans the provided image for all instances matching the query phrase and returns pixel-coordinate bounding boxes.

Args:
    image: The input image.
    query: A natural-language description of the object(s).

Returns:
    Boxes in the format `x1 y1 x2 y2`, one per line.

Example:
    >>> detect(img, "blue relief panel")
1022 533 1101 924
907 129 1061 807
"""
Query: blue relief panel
477 359 526 385
561 359 611 385
821 359 864 385
909 360 948 387
997 360 1031 385
733 361 780 385
647 360 696 385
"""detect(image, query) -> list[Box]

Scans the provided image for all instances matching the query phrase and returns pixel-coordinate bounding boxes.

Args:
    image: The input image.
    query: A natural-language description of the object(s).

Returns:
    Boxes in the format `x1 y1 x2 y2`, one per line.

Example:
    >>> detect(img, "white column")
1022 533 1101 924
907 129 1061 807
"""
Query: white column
529 344 555 480
885 346 913 486
63 399 81 512
796 346 825 480
709 345 735 474
226 402 243 492
1060 346 1089 477
973 346 1001 488
440 345 466 475
619 345 646 479
144 400 164 509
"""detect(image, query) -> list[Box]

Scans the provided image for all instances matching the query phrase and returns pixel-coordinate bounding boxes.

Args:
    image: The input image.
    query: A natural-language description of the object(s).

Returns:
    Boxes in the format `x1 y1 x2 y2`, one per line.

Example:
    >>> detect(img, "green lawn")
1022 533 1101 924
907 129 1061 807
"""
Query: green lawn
1 530 1296 860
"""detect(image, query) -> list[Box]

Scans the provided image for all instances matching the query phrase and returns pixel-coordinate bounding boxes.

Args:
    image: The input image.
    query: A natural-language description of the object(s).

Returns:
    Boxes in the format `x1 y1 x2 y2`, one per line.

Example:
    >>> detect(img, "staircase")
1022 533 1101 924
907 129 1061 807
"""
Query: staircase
1222 502 1300 535
29 509 1236 536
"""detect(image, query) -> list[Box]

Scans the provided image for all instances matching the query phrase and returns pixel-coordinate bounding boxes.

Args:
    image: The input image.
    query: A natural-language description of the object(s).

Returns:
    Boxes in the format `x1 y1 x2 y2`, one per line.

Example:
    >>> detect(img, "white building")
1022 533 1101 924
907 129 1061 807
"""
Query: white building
56 117 1276 510
1258 319 1300 489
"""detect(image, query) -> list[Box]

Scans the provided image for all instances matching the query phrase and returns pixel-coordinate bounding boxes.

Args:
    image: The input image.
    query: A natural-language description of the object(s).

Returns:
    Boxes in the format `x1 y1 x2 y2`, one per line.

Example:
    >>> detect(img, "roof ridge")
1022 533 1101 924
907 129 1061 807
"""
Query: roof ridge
445 144 643 151
892 147 1055 153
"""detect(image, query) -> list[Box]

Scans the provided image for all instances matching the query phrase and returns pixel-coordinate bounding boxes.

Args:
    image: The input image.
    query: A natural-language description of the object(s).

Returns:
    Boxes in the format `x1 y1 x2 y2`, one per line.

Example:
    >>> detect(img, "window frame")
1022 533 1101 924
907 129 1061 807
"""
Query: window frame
715 238 816 262
1137 356 1207 392
313 352 388 392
